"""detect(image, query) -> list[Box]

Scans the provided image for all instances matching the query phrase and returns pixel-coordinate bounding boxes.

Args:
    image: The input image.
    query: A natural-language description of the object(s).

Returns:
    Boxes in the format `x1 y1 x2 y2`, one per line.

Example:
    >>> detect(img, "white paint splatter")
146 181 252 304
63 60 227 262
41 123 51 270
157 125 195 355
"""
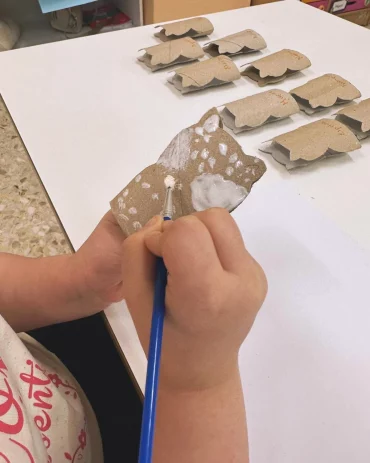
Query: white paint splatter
152 193 159 200
177 183 183 190
195 127 204 136
229 153 238 164
164 175 176 189
226 166 234 176
219 143 228 156
244 178 251 183
142 182 151 189
190 173 248 212
119 213 129 221
133 221 142 230
254 158 260 163
123 189 129 197
251 168 256 176
198 162 205 173
135 175 142 183
118 198 126 210
195 139 200 143
235 160 243 169
191 150 199 160
157 129 192 171
201 149 209 160
203 115 220 133
128 207 137 215
245 167 252 174
204 134 211 143
208 157 216 169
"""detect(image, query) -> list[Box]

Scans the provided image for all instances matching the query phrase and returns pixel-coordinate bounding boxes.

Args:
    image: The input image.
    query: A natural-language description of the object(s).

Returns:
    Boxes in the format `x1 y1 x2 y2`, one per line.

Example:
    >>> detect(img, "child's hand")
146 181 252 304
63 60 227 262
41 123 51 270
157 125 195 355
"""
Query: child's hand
122 209 267 392
73 211 125 308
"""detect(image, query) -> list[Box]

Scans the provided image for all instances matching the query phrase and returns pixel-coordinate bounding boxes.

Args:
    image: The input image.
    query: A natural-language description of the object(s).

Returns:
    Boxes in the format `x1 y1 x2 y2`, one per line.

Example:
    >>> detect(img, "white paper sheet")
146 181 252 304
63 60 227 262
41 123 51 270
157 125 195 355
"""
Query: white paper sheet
235 183 370 463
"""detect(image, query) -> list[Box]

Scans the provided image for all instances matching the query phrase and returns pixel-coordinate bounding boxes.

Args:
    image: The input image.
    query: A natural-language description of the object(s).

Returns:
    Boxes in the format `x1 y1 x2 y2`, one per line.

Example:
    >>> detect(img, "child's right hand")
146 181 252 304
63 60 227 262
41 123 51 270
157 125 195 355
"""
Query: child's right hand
122 209 267 392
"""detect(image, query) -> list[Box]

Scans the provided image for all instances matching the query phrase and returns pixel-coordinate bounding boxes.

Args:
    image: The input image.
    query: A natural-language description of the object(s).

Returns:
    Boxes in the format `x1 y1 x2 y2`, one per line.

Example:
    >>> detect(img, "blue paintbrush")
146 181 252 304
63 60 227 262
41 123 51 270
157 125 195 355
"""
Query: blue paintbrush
139 177 174 463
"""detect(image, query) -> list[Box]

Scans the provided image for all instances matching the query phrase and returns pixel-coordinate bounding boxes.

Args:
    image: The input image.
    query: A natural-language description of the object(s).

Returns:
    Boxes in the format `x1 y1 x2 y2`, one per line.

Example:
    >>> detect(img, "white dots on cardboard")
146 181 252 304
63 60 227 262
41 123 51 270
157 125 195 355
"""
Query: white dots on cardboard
219 143 228 156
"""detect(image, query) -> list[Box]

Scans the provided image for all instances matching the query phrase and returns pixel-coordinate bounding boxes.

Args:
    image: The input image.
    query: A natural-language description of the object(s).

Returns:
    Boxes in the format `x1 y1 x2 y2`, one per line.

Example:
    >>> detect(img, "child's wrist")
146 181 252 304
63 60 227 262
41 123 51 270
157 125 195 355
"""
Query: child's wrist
159 361 241 395
160 345 240 393
66 253 107 311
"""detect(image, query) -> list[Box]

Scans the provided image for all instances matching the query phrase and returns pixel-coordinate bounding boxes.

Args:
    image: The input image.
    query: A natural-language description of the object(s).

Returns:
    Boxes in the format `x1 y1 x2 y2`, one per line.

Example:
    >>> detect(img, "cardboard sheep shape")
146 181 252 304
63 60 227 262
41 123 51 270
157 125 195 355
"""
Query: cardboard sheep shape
111 109 266 236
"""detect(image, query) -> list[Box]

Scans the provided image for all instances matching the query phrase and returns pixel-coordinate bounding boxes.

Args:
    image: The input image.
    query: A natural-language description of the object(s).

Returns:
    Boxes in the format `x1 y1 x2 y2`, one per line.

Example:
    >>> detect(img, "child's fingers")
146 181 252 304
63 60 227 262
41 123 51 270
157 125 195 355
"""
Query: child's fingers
145 231 163 257
192 208 251 274
144 220 173 257
161 215 223 281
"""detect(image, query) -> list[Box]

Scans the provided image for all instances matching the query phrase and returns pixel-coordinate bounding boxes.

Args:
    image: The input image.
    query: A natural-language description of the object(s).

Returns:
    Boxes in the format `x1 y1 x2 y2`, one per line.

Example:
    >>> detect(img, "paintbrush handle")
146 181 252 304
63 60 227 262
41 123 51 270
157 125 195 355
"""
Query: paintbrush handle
139 217 170 463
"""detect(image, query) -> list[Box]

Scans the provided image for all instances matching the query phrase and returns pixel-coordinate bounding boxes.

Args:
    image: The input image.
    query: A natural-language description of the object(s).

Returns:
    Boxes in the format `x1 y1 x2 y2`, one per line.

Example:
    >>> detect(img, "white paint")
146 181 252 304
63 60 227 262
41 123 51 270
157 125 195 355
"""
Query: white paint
245 167 252 174
208 157 216 169
254 158 261 163
226 166 234 176
195 138 200 143
118 198 125 209
219 143 228 156
203 114 220 133
198 162 204 173
119 213 129 221
128 207 137 215
135 175 141 182
201 148 209 160
133 221 142 230
123 189 129 197
142 182 150 189
244 178 251 183
164 174 176 190
191 150 199 160
195 127 204 136
157 129 192 171
235 160 243 169
204 134 211 143
190 173 248 212
152 193 159 200
229 153 238 164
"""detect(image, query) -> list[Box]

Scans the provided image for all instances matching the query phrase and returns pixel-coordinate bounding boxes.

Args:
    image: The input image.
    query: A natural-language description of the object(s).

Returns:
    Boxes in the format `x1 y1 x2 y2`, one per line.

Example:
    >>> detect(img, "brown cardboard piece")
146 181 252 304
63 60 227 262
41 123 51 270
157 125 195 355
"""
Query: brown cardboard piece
169 56 241 93
242 49 311 87
154 17 214 41
259 118 361 169
221 89 300 133
110 109 266 236
290 74 361 115
204 29 267 57
335 98 370 140
138 37 205 71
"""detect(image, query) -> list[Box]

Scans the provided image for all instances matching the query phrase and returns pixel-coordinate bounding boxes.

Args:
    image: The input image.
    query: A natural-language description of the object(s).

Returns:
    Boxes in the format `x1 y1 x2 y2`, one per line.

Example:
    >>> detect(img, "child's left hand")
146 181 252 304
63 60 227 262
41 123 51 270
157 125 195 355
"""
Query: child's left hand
73 211 125 307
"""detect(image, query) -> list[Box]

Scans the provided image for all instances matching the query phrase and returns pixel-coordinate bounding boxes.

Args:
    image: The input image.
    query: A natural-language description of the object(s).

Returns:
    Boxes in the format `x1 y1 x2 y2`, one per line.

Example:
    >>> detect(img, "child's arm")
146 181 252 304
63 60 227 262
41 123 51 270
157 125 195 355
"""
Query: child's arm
122 209 267 463
0 212 125 332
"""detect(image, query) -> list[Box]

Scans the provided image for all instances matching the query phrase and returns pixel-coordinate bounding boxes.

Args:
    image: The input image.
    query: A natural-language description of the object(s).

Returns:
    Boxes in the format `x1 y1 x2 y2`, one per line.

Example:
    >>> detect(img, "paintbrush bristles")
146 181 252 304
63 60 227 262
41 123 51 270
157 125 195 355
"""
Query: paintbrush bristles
164 175 176 190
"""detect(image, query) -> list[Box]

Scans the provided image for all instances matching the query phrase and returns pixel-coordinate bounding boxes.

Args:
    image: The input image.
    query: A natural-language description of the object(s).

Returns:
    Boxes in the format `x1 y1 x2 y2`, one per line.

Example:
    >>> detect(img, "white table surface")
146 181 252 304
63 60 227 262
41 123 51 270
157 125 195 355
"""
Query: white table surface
1 2 370 461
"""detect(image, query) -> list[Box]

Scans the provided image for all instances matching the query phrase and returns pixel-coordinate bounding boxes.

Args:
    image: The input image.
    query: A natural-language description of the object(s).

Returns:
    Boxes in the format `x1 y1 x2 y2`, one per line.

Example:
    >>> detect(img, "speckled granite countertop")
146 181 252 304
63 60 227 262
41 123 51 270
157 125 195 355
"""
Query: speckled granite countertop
0 98 71 257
